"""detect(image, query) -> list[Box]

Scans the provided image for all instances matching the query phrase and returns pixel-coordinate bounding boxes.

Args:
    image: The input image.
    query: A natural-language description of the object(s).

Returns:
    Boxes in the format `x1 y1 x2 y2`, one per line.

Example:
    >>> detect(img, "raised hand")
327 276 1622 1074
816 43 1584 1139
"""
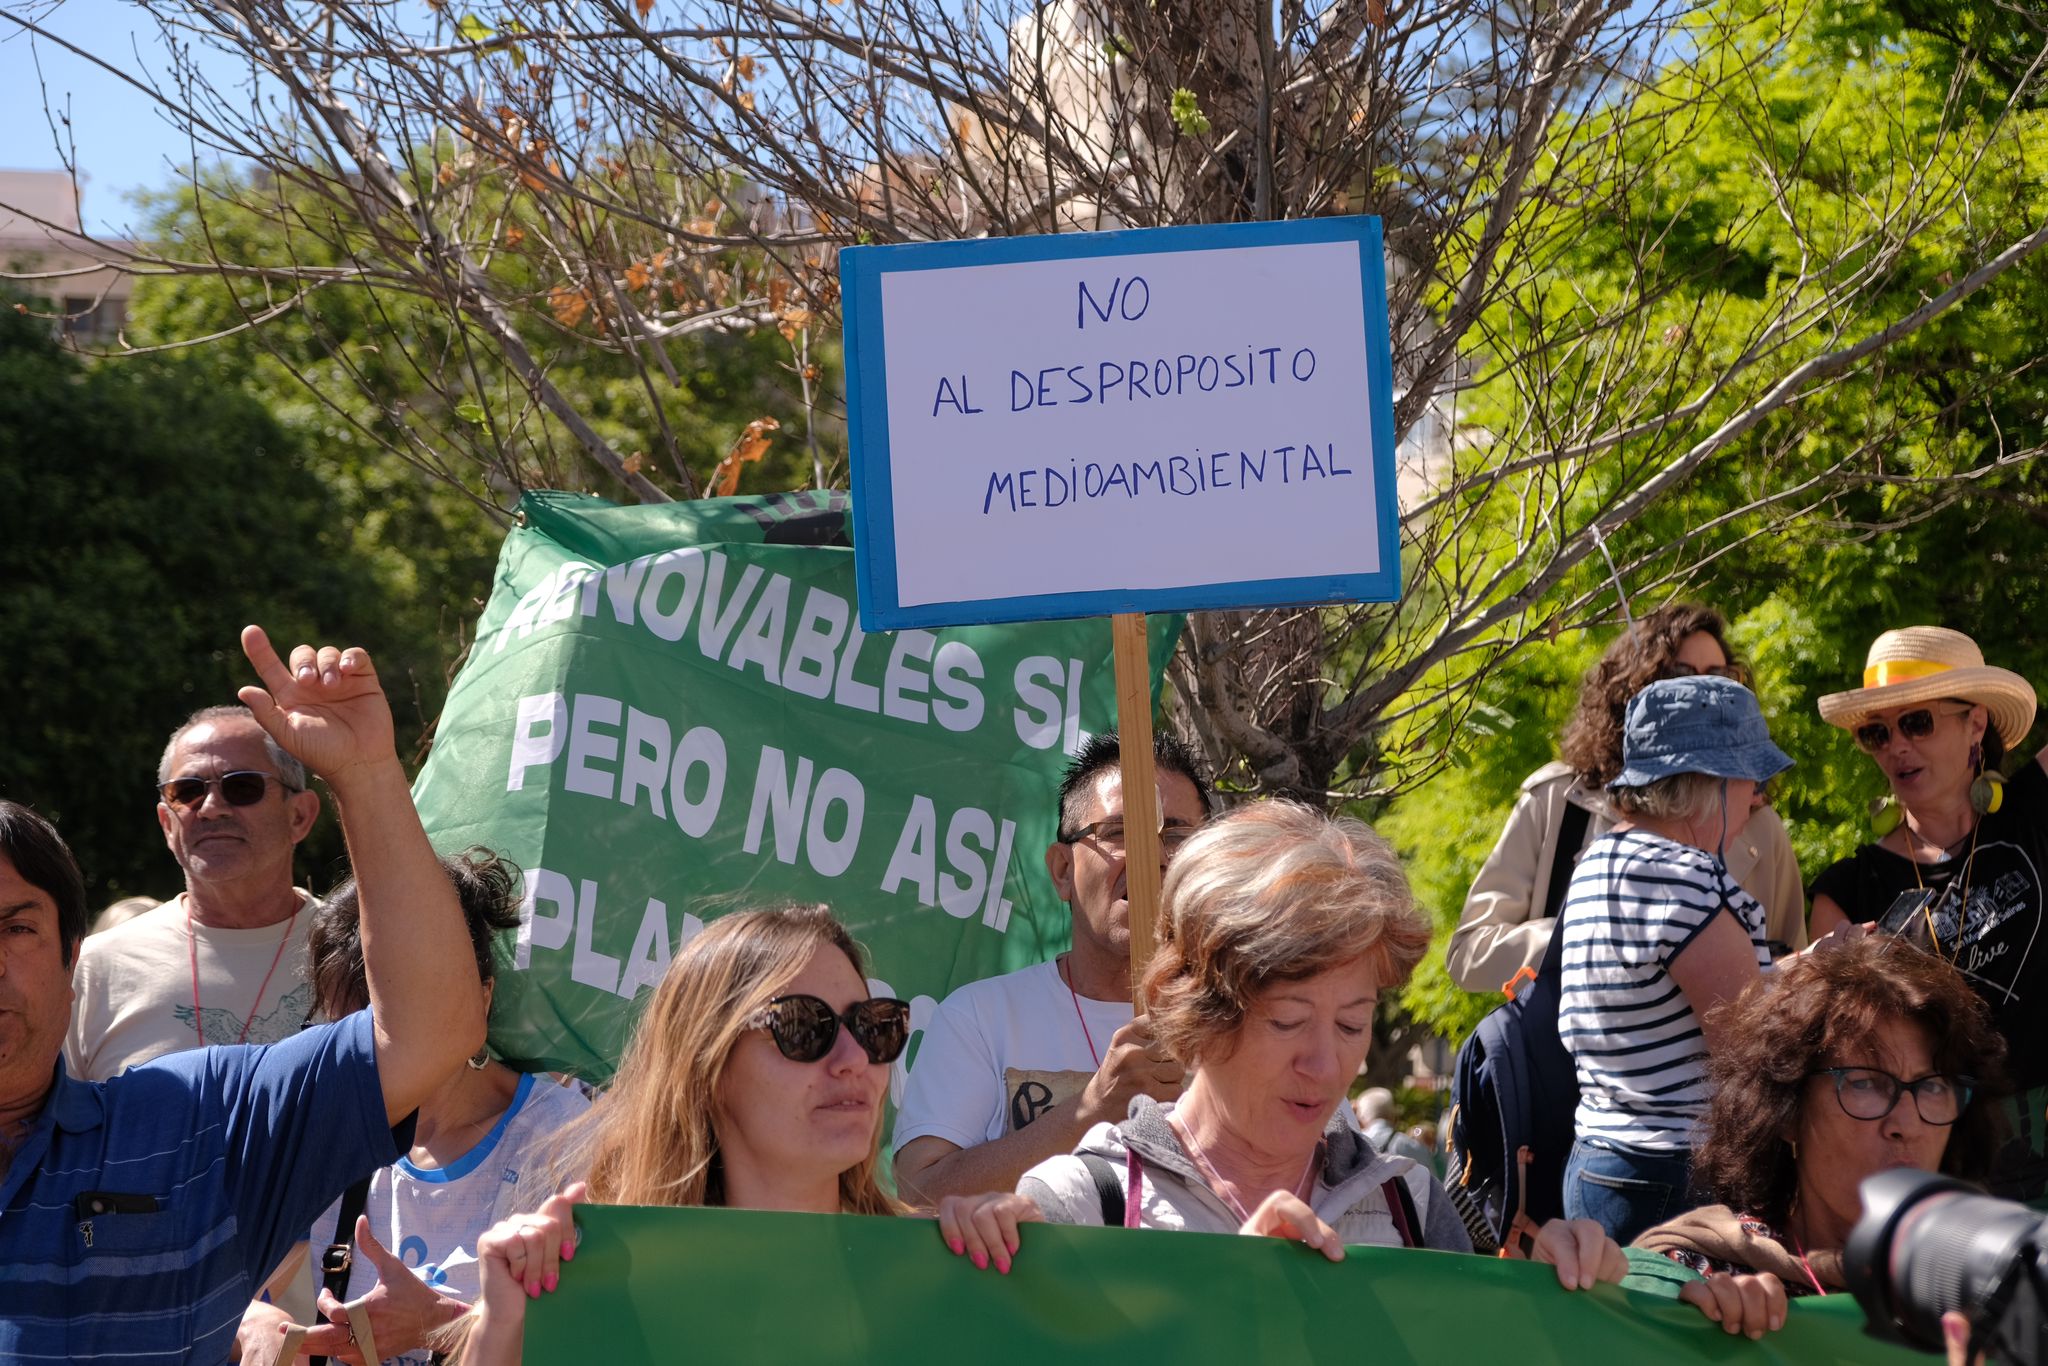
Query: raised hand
293 1216 469 1364
238 625 395 786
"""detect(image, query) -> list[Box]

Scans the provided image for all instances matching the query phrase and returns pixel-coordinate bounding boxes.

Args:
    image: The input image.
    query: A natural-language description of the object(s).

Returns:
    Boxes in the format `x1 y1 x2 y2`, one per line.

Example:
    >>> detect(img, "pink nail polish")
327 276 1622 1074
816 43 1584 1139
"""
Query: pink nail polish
526 1280 540 1298
561 1243 574 1262
998 1262 1010 1276
544 1272 558 1292
947 1238 963 1255
971 1251 987 1270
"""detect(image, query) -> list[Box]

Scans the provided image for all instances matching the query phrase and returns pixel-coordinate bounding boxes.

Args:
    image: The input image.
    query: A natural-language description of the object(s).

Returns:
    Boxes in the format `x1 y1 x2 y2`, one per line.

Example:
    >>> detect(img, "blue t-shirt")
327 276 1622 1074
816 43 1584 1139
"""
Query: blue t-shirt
0 1009 412 1365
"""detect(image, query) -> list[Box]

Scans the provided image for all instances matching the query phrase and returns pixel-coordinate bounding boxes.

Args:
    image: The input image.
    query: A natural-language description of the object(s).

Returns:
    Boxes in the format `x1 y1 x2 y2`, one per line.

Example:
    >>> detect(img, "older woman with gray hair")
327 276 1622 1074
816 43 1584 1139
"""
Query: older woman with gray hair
1557 674 1795 1245
945 801 1624 1289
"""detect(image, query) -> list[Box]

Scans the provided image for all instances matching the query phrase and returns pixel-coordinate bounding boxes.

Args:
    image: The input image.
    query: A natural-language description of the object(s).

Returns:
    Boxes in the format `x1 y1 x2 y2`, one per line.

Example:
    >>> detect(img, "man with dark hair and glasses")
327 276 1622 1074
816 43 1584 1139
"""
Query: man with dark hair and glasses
893 730 1212 1207
65 704 325 1083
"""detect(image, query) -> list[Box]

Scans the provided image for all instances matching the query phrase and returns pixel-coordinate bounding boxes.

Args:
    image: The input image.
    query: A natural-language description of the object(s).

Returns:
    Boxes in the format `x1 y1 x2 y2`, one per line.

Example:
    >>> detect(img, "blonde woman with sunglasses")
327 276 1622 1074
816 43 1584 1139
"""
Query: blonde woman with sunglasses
446 905 1035 1366
1809 627 2046 1201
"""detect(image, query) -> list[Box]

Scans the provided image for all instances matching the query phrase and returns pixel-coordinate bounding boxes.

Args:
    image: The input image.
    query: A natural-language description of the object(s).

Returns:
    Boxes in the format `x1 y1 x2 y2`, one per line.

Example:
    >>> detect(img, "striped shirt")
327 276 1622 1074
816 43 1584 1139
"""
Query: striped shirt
0 1010 407 1364
1557 830 1768 1150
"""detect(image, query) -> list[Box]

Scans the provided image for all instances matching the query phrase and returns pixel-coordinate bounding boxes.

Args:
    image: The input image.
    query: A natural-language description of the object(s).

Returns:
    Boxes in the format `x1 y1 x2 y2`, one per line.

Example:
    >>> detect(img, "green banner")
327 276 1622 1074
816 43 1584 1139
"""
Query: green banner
413 490 1181 1081
526 1205 1922 1365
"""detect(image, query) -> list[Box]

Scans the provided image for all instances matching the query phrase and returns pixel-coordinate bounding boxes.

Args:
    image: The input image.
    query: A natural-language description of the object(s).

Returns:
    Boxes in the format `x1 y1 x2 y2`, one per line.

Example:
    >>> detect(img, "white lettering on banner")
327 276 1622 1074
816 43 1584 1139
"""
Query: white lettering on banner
507 693 569 790
494 550 1043 736
638 549 705 641
496 560 601 654
696 555 764 659
563 694 623 799
878 796 1017 932
515 870 706 1001
669 727 727 838
882 630 936 725
930 641 986 732
619 708 673 817
833 622 883 713
726 574 792 686
784 586 848 700
515 867 576 970
744 746 867 878
881 796 938 905
510 693 728 837
572 878 622 995
1012 656 1085 753
618 896 707 998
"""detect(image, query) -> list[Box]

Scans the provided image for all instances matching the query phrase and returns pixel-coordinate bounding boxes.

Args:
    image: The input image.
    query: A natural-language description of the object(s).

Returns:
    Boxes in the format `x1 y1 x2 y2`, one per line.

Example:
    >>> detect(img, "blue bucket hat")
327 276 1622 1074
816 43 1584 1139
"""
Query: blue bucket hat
1609 675 1794 790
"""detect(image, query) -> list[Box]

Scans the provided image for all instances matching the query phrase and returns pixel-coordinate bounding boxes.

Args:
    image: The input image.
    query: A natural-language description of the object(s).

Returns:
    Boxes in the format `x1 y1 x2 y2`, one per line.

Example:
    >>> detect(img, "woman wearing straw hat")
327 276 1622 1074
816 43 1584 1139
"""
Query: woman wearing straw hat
1810 626 2046 1199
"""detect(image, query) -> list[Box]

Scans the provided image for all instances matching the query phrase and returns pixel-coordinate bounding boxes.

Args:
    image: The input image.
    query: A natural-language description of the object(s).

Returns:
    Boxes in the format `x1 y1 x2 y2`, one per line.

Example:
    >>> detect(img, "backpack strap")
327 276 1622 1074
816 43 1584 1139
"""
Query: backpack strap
1078 1153 1125 1228
309 1176 371 1366
1382 1175 1422 1249
1538 797 1594 926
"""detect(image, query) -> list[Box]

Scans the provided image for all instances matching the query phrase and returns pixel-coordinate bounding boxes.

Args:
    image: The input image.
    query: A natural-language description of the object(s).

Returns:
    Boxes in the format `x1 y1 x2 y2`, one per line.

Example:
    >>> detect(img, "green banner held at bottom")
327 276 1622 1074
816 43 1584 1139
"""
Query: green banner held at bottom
525 1205 1924 1364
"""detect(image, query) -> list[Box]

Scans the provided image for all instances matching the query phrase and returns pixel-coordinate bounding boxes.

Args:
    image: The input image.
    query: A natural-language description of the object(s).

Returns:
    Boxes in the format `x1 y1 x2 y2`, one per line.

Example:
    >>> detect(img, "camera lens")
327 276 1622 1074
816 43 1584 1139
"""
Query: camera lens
1848 1168 2048 1350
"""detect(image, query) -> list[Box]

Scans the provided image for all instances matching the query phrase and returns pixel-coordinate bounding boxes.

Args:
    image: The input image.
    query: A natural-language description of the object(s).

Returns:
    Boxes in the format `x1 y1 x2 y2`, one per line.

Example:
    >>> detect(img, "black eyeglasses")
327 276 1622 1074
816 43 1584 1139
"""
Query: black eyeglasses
1852 705 1973 754
1809 1067 1975 1125
746 994 911 1064
158 771 297 810
1059 819 1199 854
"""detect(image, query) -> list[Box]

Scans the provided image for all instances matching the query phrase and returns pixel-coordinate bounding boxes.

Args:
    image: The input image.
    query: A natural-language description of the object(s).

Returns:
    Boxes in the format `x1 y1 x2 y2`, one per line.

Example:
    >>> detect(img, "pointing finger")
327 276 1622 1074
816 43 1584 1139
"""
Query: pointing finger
241 625 294 694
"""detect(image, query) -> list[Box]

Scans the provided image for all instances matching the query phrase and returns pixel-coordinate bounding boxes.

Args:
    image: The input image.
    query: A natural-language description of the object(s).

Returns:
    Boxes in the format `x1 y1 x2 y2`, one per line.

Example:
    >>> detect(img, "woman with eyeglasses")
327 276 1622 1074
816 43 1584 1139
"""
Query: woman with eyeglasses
1448 604 1807 996
1809 626 2047 1201
447 904 1033 1366
1627 935 2007 1338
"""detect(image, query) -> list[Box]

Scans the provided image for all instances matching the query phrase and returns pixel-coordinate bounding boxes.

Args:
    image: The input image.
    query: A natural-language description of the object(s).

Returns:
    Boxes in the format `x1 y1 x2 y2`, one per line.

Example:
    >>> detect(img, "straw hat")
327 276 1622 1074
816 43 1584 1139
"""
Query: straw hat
1817 626 2037 747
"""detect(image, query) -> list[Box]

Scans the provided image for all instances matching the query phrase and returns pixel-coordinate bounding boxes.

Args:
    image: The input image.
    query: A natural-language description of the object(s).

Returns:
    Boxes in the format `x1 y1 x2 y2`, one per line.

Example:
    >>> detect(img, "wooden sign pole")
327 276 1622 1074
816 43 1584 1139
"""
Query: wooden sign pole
1110 612 1163 1011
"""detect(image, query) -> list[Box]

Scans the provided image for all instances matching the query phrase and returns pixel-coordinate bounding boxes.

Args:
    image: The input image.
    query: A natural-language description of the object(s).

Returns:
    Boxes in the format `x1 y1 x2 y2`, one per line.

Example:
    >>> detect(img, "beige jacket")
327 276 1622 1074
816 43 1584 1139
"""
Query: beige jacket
1445 761 1807 993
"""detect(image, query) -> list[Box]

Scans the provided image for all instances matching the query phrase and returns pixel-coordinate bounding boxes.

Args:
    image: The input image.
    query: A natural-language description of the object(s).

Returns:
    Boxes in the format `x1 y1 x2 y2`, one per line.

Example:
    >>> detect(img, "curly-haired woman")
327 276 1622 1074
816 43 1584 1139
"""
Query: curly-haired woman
1448 604 1806 994
1631 934 2007 1338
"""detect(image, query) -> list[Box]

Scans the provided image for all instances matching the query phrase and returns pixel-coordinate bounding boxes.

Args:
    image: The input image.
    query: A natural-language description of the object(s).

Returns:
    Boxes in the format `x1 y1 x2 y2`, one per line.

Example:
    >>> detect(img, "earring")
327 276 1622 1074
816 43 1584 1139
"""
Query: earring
1870 795 1903 838
1971 773 2005 816
467 1045 490 1071
1788 1138 1799 1161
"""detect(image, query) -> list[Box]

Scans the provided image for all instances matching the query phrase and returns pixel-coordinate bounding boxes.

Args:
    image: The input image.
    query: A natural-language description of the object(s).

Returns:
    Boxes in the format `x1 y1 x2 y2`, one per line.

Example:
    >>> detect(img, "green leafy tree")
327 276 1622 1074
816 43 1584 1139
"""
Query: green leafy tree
1381 0 2048 1041
0 301 415 902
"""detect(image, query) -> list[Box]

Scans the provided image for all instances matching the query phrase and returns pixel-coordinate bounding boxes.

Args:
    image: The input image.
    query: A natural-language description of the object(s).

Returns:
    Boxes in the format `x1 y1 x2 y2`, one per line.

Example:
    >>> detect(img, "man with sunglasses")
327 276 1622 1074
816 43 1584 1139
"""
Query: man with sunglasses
64 706 324 1083
893 730 1211 1207
2 627 486 1366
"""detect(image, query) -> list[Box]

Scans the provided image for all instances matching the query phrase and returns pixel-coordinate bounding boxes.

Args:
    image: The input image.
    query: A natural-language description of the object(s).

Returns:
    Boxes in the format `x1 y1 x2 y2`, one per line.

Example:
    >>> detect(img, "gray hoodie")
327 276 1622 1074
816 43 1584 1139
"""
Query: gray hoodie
1019 1096 1473 1252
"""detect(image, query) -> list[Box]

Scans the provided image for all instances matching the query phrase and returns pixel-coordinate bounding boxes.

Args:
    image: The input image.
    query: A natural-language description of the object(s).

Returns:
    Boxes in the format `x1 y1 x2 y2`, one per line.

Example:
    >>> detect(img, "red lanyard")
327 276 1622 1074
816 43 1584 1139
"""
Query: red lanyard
186 896 299 1046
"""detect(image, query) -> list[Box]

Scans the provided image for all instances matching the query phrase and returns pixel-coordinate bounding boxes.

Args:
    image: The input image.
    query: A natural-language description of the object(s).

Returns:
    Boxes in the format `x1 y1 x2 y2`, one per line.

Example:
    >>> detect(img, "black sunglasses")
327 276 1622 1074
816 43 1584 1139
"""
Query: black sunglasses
1852 704 1973 754
158 771 297 810
747 994 911 1064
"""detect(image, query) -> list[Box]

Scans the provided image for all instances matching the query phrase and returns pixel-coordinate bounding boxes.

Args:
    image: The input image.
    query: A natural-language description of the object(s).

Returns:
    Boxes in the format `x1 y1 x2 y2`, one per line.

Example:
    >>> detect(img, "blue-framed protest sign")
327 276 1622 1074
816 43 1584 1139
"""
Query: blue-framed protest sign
841 217 1401 632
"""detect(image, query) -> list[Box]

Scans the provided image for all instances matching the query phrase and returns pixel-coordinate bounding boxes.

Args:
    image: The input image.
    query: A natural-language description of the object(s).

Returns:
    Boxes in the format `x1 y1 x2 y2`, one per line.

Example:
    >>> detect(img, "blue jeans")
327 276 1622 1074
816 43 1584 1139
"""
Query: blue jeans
1563 1136 1693 1246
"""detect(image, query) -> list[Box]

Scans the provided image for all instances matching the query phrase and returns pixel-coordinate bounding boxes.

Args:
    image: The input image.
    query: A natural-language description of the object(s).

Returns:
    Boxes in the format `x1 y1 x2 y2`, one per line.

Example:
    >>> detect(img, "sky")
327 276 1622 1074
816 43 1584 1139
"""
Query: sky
0 1 244 234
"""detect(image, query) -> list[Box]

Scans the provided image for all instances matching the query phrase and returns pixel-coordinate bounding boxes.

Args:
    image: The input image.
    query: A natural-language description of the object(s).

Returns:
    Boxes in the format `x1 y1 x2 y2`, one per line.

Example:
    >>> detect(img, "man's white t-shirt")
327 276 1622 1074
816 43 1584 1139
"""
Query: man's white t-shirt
64 892 318 1081
892 959 1130 1149
304 1071 592 1364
